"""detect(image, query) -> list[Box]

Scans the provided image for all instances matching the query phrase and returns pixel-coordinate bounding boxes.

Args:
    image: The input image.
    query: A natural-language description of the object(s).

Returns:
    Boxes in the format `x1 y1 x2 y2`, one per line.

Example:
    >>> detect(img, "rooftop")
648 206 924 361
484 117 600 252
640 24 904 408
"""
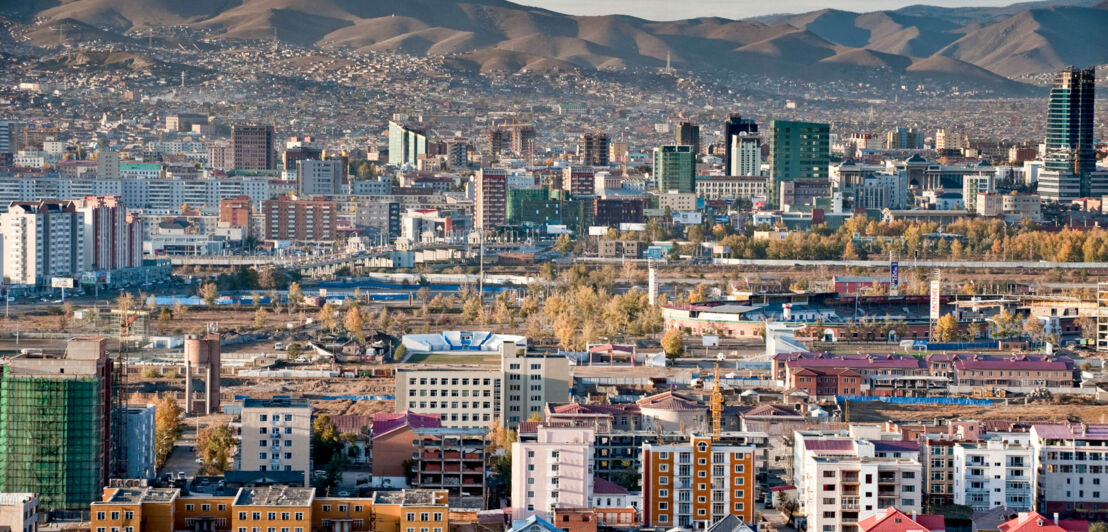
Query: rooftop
99 488 178 505
233 486 314 507
242 398 311 409
372 490 445 507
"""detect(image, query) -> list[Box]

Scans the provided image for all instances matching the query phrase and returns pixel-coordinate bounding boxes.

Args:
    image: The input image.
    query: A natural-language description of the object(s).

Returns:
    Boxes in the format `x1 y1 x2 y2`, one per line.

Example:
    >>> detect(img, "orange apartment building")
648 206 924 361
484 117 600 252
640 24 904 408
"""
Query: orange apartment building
642 435 755 530
91 486 448 532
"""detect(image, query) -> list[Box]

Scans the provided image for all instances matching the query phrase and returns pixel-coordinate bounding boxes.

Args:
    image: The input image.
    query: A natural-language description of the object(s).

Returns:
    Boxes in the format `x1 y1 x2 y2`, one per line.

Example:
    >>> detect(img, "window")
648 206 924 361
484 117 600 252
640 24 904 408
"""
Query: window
125 512 134 520
354 506 363 513
323 506 331 513
281 513 289 520
97 513 106 521
219 505 227 511
268 513 276 521
183 507 192 513
433 514 442 521
338 506 348 513
252 513 261 520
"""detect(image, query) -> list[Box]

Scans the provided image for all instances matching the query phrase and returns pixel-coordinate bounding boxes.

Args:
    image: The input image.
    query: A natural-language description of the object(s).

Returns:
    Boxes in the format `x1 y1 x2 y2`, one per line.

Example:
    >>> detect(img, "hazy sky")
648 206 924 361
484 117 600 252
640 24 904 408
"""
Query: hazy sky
512 0 1019 19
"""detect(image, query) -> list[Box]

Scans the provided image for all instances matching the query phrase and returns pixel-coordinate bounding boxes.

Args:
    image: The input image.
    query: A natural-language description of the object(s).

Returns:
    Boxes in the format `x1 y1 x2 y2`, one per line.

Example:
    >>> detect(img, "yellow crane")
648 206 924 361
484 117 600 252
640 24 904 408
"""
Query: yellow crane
711 363 723 440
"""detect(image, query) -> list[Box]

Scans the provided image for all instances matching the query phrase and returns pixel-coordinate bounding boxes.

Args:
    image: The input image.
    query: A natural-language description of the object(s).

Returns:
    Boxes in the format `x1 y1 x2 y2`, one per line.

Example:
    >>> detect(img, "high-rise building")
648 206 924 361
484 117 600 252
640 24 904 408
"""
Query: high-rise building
579 132 610 166
487 128 506 155
282 145 323 172
263 197 337 242
675 122 700 156
934 129 965 152
1046 66 1096 178
511 426 595 521
96 150 120 180
730 133 761 176
642 435 755 529
184 334 221 416
499 341 570 428
76 196 143 272
237 398 312 485
0 120 26 155
123 404 156 480
231 125 275 170
723 114 758 176
562 166 595 196
768 120 830 207
0 337 114 511
1040 66 1099 201
388 121 427 167
510 125 536 158
296 159 343 196
885 127 924 150
0 200 85 285
475 168 507 229
653 145 695 193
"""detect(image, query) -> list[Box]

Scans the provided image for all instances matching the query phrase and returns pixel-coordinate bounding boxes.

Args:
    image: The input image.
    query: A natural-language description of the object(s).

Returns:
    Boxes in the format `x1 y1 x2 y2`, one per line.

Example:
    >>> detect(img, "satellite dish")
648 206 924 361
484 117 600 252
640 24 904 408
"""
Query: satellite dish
717 353 725 361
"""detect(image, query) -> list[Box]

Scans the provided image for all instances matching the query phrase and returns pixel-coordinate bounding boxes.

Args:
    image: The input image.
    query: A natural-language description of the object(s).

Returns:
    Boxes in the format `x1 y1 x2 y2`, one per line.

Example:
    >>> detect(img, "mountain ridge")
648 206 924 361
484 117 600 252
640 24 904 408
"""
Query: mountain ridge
6 0 1105 88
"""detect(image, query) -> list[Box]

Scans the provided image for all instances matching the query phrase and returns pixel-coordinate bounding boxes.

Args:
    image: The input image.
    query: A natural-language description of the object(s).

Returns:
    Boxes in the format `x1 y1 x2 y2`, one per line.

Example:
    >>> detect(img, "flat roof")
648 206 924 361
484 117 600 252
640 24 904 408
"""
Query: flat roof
242 398 311 409
234 487 314 507
372 490 444 506
99 488 178 504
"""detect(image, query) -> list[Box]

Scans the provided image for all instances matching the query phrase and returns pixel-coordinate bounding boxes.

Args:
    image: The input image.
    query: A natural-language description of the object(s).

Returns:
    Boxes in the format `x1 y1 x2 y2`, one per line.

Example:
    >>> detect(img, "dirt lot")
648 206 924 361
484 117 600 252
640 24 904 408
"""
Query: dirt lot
848 400 1108 424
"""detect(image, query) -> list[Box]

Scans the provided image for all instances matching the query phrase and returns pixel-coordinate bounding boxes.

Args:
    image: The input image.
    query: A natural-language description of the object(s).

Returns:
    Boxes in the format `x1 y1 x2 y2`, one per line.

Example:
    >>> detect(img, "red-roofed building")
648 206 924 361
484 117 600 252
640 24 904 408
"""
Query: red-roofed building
951 354 1075 389
998 512 1088 532
859 507 945 532
370 411 441 478
791 367 864 398
636 391 707 432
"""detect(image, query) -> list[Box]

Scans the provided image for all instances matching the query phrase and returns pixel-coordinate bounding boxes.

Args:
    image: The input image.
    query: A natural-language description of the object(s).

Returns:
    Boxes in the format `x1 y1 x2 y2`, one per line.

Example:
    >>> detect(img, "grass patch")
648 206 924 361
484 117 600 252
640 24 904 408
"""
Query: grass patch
404 352 500 365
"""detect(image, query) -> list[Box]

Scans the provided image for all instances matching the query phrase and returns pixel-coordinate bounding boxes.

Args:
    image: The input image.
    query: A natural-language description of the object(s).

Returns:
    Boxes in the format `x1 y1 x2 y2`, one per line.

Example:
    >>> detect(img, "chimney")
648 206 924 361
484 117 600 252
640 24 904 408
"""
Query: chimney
1054 513 1059 525
912 511 918 521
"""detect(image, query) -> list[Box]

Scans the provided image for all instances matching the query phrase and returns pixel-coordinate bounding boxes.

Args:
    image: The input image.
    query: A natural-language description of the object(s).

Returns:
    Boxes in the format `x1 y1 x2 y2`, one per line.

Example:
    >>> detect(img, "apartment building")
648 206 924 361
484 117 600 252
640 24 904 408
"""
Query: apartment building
511 426 596 521
231 125 275 170
562 167 595 196
77 195 143 272
410 428 488 500
952 355 1075 389
237 399 312 485
952 435 1034 511
394 369 502 429
297 159 344 197
694 176 766 201
794 432 922 532
0 493 38 532
0 200 84 285
90 486 448 532
641 435 755 529
263 197 337 242
1030 424 1108 520
501 343 571 428
475 168 507 229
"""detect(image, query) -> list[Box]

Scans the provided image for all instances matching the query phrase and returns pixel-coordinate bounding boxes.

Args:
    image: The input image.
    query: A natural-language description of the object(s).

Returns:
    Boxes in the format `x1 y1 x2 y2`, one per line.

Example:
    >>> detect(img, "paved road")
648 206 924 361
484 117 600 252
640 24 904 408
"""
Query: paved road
162 430 201 480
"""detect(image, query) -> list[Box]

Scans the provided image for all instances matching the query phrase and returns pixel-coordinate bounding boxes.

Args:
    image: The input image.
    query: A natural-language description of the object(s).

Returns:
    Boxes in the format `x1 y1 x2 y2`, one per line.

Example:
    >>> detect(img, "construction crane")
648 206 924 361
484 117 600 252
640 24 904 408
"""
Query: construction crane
711 363 723 440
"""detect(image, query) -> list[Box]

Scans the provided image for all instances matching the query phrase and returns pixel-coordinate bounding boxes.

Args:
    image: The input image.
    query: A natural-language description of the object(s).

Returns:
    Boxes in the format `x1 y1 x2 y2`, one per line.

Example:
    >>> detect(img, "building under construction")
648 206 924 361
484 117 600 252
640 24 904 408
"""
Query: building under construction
0 337 113 514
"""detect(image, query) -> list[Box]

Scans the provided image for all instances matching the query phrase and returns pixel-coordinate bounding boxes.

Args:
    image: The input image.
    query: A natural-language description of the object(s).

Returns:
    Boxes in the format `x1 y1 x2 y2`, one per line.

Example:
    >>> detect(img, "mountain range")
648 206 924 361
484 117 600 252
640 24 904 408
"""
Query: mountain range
6 0 1108 88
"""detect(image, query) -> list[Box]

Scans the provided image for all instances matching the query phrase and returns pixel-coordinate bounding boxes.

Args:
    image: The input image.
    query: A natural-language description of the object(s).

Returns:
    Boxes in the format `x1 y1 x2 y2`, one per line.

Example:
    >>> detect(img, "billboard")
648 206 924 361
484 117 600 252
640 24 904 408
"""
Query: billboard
671 212 703 225
890 261 899 295
588 226 609 236
51 277 75 289
929 280 941 320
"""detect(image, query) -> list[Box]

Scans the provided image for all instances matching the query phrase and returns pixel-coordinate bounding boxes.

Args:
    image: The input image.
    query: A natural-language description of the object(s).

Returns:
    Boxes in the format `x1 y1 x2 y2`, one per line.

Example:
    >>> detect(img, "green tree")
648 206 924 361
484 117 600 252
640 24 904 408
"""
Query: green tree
553 234 573 253
197 423 235 475
312 415 343 467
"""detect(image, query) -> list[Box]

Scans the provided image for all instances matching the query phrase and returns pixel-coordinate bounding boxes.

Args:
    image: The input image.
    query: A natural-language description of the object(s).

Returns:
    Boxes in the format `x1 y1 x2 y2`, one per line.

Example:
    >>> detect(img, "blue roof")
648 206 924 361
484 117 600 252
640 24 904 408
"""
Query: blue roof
509 516 562 532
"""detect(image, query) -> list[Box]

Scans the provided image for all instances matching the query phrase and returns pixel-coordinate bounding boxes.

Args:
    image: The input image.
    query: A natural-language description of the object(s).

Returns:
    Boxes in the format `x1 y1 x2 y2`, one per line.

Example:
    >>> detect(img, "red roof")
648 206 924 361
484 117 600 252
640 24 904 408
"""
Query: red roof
371 411 441 438
636 391 703 411
550 402 640 415
592 477 629 495
803 440 854 452
999 512 1088 532
954 354 1072 371
859 507 944 532
1033 423 1108 441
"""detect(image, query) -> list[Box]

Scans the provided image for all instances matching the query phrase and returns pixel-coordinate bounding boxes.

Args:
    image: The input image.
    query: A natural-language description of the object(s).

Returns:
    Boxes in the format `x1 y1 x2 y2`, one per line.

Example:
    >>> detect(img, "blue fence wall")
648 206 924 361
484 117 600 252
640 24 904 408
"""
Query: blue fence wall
836 396 994 406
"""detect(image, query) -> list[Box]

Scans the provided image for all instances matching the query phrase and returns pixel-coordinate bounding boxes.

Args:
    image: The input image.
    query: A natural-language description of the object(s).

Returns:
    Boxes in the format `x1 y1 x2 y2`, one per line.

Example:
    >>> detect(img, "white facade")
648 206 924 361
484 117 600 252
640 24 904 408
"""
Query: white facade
730 134 762 177
395 368 502 428
237 398 312 485
0 201 85 285
952 435 1034 512
0 177 274 213
511 426 595 521
0 493 38 532
501 344 571 428
963 173 996 211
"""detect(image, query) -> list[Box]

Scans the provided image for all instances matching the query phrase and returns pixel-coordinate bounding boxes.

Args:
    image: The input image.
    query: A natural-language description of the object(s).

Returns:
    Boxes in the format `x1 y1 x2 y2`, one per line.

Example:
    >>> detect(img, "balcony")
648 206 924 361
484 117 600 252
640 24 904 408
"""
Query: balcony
841 498 860 510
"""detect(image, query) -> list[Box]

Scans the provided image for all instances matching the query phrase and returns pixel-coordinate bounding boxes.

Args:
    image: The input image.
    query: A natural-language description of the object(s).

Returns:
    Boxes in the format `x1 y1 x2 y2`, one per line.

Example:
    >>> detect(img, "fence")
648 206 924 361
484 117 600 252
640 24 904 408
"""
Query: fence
836 395 994 406
319 395 395 401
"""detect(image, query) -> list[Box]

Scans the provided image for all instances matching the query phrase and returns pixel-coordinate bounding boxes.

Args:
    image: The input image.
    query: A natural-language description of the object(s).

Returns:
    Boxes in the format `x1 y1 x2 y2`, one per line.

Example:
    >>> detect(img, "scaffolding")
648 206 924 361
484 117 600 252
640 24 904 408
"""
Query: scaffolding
0 367 104 512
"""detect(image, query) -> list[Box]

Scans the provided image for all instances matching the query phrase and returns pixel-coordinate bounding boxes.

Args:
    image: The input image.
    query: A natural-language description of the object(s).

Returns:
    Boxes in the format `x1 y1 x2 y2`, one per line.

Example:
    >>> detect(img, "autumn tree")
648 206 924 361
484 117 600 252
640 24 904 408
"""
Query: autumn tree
199 282 219 306
345 307 365 342
661 329 684 359
1023 317 1045 343
553 234 574 253
58 301 75 331
318 302 338 333
933 313 960 343
287 282 304 313
197 423 235 475
254 307 268 329
154 395 183 468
